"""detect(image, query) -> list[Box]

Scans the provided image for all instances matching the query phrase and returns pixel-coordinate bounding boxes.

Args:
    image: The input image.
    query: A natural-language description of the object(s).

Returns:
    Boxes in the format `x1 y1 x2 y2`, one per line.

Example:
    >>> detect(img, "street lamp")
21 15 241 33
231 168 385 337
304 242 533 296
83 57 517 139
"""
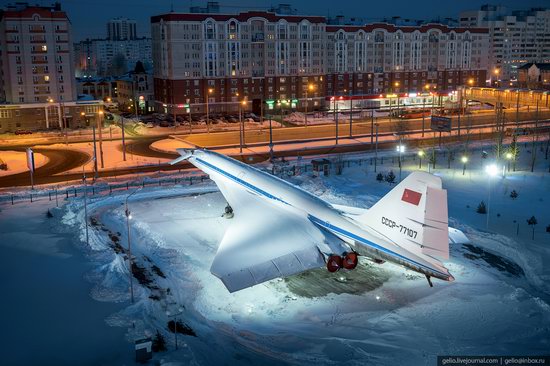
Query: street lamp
304 83 315 127
125 187 142 304
396 143 405 181
418 150 425 169
82 157 96 247
239 99 247 154
505 152 513 172
485 163 498 229
494 68 500 88
206 88 214 133
166 307 185 350
461 156 468 175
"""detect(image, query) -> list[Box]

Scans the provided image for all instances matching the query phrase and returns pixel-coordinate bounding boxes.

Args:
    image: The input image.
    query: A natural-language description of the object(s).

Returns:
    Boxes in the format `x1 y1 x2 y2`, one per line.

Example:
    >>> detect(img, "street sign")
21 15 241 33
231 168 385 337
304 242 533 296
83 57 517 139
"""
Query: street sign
26 148 35 172
430 115 452 132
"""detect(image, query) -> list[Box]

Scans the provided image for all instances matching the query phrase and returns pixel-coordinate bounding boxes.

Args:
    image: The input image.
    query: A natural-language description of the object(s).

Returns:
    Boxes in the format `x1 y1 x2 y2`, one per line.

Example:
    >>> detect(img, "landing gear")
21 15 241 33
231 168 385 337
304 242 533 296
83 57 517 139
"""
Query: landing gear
326 252 359 272
222 204 234 219
425 275 433 287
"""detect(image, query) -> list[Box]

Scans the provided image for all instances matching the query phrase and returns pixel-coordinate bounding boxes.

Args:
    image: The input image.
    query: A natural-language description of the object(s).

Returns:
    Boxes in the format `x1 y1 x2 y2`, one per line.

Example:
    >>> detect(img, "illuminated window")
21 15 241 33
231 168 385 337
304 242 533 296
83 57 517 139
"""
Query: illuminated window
41 45 47 51
44 75 50 82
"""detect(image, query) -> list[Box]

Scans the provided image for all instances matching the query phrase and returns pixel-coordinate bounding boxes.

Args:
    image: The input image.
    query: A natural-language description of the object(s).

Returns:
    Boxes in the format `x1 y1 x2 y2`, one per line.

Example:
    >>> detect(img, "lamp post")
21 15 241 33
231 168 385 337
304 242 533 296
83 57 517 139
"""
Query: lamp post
348 89 353 138
374 122 379 172
485 163 498 229
268 114 274 162
239 99 247 154
461 156 468 175
82 157 95 247
97 110 105 169
418 150 424 169
206 88 213 133
125 187 142 304
304 84 314 127
505 152 513 176
493 68 500 88
396 142 405 182
422 84 430 137
166 307 185 350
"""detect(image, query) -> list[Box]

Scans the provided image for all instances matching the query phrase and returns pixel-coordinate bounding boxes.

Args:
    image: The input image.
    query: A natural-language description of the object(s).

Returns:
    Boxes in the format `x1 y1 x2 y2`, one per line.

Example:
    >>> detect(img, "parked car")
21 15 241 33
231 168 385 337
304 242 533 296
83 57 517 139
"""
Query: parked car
14 129 33 135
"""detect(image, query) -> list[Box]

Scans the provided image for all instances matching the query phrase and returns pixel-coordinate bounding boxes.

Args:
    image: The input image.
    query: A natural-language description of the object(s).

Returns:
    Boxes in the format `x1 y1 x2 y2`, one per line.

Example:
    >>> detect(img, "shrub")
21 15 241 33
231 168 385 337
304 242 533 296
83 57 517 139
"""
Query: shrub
476 201 487 214
376 172 384 182
152 330 166 352
385 171 396 184
510 190 518 199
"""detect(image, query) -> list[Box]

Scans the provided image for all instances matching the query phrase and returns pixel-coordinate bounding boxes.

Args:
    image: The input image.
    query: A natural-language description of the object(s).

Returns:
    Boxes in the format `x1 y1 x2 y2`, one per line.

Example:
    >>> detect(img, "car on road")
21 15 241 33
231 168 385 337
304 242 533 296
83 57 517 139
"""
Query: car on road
14 129 33 135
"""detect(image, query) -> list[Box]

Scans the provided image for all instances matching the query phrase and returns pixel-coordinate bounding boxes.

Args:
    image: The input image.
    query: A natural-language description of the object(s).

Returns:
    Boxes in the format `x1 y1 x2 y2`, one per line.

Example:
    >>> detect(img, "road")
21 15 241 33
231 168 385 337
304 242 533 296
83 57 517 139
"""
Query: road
0 129 517 188
178 110 550 148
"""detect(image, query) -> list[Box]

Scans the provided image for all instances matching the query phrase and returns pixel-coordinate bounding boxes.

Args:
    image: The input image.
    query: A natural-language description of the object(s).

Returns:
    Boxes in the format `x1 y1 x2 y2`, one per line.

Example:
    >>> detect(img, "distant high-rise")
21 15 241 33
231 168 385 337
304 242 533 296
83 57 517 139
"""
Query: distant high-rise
0 2 76 103
107 17 137 41
75 17 151 77
459 5 550 82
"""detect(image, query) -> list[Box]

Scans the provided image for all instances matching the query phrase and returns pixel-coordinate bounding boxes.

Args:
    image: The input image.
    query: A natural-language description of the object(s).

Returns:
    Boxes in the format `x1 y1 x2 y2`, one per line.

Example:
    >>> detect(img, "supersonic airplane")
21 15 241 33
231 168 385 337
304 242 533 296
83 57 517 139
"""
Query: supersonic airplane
171 148 468 293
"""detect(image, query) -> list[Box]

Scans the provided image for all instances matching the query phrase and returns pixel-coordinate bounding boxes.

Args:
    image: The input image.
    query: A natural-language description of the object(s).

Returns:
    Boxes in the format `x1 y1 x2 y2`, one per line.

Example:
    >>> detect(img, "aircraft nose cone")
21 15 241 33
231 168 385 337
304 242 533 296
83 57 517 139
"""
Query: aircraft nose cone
447 273 456 282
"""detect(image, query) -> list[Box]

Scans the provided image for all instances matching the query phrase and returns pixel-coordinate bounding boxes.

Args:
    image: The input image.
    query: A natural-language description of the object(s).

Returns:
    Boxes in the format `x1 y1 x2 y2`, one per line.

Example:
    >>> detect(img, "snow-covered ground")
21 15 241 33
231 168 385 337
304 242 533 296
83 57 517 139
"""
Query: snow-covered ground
0 150 48 177
1 143 549 365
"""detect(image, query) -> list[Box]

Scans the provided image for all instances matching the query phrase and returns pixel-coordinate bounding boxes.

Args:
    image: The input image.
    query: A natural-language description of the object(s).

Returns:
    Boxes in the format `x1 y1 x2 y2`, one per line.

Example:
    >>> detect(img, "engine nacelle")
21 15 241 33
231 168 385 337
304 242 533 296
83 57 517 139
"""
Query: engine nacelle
342 252 358 270
326 254 343 272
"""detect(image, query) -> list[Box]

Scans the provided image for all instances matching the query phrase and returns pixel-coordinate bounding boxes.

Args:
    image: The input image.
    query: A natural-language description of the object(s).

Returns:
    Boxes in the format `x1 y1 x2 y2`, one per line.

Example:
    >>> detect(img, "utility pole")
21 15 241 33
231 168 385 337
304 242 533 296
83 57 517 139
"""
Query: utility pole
335 98 339 145
349 90 353 137
269 115 274 162
97 111 105 169
374 123 379 172
121 116 127 161
370 109 374 149
422 97 426 137
92 126 98 179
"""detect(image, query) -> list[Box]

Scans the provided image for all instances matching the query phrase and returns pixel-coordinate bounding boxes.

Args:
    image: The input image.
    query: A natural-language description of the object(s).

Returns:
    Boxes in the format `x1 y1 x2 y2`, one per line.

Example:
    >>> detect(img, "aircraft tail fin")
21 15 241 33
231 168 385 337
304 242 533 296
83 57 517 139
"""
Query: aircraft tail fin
357 171 449 260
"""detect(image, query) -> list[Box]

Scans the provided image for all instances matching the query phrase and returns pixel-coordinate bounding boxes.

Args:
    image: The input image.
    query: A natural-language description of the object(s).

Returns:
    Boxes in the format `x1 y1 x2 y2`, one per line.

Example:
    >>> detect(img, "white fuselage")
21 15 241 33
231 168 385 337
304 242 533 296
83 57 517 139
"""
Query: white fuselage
189 150 452 281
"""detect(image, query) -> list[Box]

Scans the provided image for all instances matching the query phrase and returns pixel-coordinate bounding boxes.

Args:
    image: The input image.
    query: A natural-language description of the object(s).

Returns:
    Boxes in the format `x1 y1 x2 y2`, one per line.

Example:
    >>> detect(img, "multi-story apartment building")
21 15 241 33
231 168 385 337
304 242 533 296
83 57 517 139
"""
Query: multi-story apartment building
107 17 137 41
151 10 489 114
151 11 327 114
325 24 488 97
74 36 152 77
0 2 76 104
459 5 550 82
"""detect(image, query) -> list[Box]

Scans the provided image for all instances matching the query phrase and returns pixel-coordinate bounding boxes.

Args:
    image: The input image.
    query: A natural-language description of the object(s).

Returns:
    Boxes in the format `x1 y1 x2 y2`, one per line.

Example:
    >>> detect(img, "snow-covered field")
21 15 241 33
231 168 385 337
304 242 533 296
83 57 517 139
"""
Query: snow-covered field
0 150 48 177
1 144 549 365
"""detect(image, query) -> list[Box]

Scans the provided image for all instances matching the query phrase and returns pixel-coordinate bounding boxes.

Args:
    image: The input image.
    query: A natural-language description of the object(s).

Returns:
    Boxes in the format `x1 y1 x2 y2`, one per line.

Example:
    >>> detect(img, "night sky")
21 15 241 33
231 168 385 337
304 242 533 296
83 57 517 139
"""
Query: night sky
14 0 549 40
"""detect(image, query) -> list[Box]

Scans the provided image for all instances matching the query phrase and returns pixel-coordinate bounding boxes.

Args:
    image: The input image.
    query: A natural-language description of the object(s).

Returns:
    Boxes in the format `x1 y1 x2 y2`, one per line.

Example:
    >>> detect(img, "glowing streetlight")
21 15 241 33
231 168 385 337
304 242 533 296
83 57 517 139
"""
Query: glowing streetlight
468 78 474 86
396 143 405 181
505 152 513 173
485 163 498 177
461 156 468 175
304 83 315 127
418 150 425 169
206 88 214 133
